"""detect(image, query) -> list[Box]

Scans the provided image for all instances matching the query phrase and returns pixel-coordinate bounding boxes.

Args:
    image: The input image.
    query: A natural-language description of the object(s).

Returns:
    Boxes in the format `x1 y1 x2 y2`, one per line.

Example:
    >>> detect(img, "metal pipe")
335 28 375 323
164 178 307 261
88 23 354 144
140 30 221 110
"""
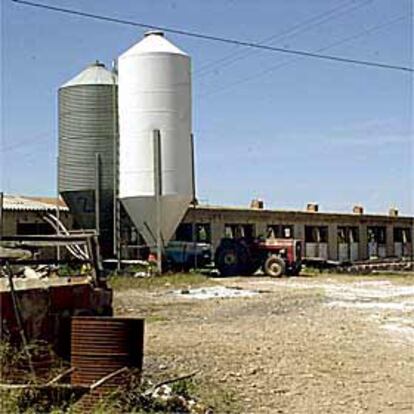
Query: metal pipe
112 61 118 259
190 133 197 271
190 133 196 204
56 156 61 261
192 220 198 271
153 129 162 274
110 61 122 271
116 199 121 271
42 214 88 260
0 191 4 241
95 153 101 236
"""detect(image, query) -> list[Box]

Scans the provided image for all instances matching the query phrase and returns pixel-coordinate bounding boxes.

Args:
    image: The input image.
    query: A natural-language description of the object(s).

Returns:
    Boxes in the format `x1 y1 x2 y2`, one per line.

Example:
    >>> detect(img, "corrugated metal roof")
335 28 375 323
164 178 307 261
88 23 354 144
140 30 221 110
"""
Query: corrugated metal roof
61 61 117 88
2 195 69 212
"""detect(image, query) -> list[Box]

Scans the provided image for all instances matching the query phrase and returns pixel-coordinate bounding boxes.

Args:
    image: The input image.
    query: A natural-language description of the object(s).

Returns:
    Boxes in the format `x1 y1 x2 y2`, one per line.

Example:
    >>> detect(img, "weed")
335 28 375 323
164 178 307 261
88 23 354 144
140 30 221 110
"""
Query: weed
146 314 169 323
57 264 82 277
171 378 196 399
109 273 212 291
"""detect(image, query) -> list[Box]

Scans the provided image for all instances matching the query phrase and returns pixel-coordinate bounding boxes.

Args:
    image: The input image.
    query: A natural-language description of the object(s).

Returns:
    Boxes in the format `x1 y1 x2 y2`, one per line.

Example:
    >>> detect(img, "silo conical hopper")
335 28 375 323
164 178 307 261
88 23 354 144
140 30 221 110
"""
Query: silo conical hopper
118 31 194 248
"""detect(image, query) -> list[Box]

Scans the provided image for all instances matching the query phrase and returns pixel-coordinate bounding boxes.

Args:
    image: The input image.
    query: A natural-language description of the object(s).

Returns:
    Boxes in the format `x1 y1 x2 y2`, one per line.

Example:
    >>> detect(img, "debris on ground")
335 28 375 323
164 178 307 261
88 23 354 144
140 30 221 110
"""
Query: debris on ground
94 369 212 414
116 274 414 413
332 258 414 274
171 286 259 300
142 382 211 413
246 277 414 343
0 344 212 414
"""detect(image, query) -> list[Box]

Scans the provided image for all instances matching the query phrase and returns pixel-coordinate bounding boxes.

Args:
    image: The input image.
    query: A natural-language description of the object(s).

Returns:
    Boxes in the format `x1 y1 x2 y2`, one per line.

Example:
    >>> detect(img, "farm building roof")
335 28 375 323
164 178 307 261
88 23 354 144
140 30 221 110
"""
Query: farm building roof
2 195 68 212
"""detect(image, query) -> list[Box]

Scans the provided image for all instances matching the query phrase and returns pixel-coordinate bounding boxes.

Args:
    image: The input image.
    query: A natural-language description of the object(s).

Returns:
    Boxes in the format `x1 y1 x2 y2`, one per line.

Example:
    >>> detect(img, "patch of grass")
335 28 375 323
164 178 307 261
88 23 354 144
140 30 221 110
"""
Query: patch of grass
0 388 78 414
146 314 170 323
109 272 213 291
197 379 240 414
57 263 84 277
0 389 22 414
0 341 76 414
300 269 325 277
170 378 196 399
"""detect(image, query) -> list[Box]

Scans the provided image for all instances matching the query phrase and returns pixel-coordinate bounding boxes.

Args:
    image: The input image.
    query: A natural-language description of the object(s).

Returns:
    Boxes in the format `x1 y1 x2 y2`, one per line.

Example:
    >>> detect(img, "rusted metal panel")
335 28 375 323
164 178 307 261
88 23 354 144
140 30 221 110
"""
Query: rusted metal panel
71 317 144 387
0 279 113 359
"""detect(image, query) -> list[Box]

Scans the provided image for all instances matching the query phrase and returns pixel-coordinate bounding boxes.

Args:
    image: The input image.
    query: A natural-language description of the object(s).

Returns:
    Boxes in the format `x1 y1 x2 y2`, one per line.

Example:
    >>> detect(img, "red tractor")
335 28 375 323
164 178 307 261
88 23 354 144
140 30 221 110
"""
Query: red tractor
215 237 302 277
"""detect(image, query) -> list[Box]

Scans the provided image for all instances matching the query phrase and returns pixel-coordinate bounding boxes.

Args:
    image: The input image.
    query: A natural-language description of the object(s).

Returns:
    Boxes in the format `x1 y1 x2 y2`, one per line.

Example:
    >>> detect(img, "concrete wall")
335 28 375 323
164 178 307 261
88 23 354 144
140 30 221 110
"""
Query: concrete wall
359 223 368 260
386 224 394 257
2 210 72 236
328 224 338 260
182 206 414 262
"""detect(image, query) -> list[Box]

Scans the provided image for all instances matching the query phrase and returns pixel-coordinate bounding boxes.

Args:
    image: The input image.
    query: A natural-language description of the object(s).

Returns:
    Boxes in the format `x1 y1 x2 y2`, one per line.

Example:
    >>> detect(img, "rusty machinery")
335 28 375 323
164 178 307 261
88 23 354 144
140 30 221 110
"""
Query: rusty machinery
0 232 113 358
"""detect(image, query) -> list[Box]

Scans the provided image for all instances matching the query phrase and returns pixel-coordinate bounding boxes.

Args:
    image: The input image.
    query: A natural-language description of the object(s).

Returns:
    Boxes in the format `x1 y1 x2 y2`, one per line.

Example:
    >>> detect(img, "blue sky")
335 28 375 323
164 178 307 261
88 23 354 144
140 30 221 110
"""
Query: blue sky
1 0 413 215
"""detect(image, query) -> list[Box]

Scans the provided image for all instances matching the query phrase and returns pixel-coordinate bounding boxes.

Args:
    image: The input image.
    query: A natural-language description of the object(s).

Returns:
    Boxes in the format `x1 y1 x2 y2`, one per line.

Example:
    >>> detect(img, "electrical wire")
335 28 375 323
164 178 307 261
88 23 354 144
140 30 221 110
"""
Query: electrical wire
196 0 375 77
2 133 51 153
199 14 412 98
10 0 413 73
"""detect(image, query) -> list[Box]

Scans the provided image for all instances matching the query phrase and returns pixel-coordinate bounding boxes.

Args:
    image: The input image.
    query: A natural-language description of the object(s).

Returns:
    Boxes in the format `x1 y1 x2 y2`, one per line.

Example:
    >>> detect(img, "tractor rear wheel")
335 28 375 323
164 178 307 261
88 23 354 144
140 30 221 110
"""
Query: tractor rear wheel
215 239 253 277
264 255 285 277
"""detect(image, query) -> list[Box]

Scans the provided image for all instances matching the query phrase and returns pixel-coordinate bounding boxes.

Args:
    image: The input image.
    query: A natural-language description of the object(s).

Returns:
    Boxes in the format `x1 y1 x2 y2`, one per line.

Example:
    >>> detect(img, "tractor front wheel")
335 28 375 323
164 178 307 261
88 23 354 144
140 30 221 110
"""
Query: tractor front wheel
264 255 286 277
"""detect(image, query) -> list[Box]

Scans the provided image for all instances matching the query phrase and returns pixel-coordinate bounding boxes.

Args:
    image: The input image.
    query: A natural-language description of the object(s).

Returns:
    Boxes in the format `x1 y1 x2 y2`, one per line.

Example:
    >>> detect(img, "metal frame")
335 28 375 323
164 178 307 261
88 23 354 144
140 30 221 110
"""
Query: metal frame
0 233 104 283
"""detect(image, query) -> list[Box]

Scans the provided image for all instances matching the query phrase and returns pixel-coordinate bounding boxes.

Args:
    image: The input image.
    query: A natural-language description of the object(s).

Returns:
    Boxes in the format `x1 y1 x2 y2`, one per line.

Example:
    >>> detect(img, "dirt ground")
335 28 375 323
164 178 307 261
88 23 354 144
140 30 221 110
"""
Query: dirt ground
114 273 414 414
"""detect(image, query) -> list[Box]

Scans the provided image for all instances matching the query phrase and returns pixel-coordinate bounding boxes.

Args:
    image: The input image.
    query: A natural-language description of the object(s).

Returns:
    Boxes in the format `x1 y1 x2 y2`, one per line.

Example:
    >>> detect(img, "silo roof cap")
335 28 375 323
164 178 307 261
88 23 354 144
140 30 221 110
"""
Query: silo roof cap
88 60 106 68
61 61 117 88
144 30 164 37
120 31 188 57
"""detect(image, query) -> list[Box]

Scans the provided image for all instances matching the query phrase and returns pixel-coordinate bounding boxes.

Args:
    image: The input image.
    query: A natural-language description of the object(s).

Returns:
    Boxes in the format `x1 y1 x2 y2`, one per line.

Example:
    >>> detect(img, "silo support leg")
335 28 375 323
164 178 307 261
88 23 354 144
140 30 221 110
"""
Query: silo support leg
153 129 163 275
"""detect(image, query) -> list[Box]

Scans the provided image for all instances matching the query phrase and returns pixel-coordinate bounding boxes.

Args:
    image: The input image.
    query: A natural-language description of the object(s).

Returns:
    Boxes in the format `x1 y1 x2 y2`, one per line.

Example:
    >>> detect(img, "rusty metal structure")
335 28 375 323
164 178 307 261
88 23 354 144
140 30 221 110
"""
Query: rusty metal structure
0 233 113 357
71 316 144 387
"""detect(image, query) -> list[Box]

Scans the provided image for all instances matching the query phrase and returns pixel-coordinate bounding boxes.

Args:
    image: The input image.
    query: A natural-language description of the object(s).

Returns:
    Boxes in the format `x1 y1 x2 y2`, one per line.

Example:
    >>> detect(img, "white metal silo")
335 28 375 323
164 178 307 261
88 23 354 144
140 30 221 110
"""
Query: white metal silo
118 31 193 248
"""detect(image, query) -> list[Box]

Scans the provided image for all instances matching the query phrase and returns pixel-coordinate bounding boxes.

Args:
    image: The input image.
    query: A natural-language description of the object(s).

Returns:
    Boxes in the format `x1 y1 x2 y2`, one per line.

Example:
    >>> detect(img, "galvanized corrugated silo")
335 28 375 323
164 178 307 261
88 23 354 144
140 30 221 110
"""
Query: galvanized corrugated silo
58 61 117 256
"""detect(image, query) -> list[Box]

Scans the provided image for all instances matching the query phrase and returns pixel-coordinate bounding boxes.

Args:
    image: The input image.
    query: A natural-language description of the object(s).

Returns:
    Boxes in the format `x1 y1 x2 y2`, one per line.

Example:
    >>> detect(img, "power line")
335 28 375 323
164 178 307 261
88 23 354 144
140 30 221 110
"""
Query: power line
11 0 413 73
200 14 411 98
2 133 52 153
196 0 374 77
